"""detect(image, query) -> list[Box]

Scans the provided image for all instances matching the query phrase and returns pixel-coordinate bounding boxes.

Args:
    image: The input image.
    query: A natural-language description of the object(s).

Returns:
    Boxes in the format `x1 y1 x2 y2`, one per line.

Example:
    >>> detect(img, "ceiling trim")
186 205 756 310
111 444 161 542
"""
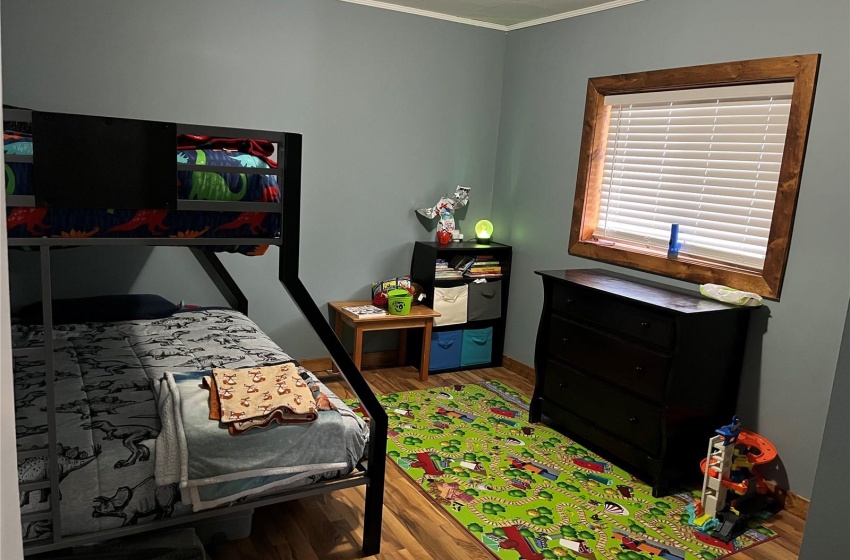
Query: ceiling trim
505 0 647 31
338 0 508 30
339 0 648 31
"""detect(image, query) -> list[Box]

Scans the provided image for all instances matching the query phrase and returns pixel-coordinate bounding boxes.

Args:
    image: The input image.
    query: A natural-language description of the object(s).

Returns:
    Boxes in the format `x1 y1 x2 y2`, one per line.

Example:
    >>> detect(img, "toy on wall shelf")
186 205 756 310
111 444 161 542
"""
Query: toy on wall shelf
686 415 779 543
416 185 470 245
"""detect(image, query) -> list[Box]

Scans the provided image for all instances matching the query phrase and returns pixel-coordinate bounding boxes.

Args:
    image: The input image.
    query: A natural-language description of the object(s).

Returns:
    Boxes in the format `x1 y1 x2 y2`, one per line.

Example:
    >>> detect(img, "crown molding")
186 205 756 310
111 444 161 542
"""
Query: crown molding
339 0 648 31
506 0 647 31
338 0 508 30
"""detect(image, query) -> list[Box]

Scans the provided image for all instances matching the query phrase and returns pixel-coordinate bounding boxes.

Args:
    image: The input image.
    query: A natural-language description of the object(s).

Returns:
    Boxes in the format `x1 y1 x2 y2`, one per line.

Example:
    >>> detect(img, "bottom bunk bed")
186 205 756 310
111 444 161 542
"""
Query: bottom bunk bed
5 111 387 557
13 307 369 546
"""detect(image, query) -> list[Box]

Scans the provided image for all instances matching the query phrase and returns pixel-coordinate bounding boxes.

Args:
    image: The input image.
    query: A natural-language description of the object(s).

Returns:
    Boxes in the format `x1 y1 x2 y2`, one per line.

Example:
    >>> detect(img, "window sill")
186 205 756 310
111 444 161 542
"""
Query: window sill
568 238 779 300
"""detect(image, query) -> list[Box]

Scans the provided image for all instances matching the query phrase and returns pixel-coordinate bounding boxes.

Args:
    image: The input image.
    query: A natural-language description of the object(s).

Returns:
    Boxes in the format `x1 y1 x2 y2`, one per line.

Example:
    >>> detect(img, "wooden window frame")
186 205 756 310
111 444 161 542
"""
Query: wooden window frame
569 54 820 300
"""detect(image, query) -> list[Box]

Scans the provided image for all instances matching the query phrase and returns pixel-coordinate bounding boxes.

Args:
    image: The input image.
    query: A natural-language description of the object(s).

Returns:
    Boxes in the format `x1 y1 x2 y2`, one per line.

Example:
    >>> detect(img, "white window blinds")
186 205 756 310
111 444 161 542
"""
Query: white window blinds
596 82 794 270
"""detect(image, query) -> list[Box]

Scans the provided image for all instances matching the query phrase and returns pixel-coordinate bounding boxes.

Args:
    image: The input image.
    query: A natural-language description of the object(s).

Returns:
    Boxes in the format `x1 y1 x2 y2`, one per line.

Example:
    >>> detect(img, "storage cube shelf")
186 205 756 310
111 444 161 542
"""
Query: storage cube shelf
410 241 512 373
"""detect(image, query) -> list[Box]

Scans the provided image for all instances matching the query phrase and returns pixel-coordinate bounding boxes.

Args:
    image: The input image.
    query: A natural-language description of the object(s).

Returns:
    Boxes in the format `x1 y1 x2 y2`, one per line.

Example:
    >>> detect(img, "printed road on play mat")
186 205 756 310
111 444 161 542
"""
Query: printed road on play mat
349 381 777 560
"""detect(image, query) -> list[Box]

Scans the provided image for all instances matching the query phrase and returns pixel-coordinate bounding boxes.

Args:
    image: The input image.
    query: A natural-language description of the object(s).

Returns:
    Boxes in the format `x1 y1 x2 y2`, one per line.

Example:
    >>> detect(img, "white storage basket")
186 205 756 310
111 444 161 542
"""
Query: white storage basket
433 285 469 326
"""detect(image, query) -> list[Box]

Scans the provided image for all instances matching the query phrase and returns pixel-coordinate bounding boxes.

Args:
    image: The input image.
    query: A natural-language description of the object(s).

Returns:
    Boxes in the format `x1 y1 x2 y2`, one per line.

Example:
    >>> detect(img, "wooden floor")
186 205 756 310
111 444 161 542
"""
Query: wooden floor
206 366 804 560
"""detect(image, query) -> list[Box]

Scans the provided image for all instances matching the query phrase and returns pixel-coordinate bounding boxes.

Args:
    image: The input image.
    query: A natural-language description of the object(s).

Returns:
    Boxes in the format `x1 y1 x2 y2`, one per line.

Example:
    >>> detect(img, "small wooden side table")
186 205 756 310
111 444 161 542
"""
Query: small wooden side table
328 301 441 381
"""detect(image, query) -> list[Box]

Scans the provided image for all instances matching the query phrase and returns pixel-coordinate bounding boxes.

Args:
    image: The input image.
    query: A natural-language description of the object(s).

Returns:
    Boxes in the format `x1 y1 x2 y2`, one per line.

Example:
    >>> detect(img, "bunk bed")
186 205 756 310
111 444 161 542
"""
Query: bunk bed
4 108 387 556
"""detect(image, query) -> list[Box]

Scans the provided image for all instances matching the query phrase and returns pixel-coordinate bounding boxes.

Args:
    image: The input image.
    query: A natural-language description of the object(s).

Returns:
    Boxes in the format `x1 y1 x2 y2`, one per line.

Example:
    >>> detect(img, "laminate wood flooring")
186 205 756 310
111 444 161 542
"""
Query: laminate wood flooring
206 366 804 560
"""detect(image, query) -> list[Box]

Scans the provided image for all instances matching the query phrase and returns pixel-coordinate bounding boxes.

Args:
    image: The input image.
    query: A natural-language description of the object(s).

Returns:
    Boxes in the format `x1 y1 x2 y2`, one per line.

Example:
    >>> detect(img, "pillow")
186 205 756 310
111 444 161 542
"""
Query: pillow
18 294 179 325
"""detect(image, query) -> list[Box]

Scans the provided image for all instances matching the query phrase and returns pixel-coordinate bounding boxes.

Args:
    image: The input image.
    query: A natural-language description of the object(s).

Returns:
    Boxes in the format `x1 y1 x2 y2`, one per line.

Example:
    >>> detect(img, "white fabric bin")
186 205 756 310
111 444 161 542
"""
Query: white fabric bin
433 285 469 326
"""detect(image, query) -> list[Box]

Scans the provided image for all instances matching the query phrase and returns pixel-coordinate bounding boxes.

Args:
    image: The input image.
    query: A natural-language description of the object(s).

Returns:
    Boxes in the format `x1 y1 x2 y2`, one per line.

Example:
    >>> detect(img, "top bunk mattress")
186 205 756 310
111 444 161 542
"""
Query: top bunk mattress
13 308 367 541
5 130 281 252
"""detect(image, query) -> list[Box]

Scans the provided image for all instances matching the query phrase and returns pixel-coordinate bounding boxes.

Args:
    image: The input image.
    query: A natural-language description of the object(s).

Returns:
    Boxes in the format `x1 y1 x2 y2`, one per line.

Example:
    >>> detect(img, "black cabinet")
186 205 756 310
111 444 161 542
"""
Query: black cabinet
531 269 754 496
409 241 512 373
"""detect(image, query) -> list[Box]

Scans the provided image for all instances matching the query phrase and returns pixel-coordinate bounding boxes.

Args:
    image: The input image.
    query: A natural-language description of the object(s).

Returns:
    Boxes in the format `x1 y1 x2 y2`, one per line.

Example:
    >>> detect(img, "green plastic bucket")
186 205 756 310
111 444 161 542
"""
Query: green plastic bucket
387 289 412 316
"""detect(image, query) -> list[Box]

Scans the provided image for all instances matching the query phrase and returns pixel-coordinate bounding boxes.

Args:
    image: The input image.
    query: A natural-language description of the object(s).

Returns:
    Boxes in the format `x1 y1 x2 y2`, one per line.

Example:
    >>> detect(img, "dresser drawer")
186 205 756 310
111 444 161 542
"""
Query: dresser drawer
547 316 669 402
542 361 662 455
541 399 662 482
552 283 674 349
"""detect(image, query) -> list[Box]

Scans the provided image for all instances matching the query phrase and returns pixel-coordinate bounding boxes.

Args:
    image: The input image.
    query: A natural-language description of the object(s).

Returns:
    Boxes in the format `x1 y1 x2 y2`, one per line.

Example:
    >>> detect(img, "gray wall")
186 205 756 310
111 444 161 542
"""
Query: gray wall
493 0 849 497
0 6 25 556
799 299 850 558
2 0 505 355
4 0 846 500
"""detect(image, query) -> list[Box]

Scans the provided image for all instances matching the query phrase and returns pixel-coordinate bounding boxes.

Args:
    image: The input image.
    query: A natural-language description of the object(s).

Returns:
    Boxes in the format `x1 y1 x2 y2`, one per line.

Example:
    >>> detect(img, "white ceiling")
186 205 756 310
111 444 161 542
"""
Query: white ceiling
341 0 646 30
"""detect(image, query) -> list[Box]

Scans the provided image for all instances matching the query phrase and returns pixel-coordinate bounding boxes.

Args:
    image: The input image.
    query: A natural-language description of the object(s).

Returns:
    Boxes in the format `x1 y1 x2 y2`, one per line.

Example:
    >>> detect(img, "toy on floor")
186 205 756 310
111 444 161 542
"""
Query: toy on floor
687 415 778 542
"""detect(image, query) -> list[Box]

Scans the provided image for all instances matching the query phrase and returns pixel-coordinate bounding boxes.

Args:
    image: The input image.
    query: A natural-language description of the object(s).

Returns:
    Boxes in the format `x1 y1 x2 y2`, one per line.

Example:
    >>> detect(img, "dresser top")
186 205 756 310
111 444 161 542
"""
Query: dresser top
536 269 753 314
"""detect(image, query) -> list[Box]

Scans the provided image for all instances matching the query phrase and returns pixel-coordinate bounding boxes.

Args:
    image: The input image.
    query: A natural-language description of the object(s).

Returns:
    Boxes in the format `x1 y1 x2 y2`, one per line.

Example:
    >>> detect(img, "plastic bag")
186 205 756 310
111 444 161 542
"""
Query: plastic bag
699 284 763 307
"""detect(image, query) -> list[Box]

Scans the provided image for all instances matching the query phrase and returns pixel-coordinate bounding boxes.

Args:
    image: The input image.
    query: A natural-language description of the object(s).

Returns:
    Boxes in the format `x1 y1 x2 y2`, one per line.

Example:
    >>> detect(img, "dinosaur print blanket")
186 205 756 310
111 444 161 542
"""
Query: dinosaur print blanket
4 131 280 253
12 309 367 543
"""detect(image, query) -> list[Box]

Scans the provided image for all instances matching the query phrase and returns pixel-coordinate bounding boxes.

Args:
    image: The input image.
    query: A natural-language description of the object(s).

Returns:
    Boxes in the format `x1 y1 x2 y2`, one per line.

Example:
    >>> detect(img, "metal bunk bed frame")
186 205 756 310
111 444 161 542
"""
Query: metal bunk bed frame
4 109 387 556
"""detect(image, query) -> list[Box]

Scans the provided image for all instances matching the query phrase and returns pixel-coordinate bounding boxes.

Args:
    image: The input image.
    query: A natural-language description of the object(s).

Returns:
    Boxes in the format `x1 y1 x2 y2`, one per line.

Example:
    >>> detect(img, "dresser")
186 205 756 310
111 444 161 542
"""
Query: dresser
531 269 754 497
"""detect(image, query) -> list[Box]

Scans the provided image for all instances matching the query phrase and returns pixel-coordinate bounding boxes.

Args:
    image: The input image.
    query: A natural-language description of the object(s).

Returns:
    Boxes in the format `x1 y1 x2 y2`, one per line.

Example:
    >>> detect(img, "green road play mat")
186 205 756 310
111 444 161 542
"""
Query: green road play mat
349 381 777 560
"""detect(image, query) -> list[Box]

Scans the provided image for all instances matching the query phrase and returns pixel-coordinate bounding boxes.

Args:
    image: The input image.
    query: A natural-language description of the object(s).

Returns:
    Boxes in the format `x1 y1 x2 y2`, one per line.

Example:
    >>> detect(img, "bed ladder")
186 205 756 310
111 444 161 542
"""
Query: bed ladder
276 133 387 556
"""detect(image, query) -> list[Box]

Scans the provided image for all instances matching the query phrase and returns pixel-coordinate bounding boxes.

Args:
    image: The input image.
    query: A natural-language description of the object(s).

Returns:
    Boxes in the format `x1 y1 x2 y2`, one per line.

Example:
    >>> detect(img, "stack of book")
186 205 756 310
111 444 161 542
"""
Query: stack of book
465 255 502 278
435 257 464 280
341 304 388 318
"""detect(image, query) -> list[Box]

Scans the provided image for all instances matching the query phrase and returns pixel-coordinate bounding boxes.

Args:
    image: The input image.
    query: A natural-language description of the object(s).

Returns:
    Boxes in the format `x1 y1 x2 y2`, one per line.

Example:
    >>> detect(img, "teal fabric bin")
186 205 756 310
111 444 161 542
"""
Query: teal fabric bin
461 327 493 367
430 330 463 371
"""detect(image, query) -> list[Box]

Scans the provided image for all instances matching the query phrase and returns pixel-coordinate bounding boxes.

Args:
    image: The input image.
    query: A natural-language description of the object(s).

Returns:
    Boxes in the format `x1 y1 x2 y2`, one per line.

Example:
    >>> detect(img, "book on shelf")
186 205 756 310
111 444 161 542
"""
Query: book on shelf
468 266 501 273
341 305 388 318
448 255 475 271
435 271 464 280
465 273 503 279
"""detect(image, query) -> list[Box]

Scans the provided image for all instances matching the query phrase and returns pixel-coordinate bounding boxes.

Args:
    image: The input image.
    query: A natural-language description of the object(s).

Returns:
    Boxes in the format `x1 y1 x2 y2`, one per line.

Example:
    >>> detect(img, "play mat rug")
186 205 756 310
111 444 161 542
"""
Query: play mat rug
348 381 777 560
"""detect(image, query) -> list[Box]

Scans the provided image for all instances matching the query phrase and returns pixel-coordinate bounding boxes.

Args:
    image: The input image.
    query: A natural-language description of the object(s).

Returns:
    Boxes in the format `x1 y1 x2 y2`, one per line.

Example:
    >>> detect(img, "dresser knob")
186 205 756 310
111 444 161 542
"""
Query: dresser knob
565 298 574 305
559 382 568 389
561 337 569 345
635 366 644 373
640 321 651 329
629 416 639 424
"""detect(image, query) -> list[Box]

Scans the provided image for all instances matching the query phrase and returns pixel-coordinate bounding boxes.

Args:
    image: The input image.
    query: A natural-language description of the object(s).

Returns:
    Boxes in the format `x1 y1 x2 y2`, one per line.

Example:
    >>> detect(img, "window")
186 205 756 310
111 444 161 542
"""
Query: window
569 54 820 299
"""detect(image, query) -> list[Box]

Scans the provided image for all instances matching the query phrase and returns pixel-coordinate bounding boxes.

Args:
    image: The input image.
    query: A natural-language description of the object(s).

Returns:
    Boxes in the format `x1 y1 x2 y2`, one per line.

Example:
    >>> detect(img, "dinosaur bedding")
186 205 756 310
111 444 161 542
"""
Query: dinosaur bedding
5 131 280 252
12 308 368 543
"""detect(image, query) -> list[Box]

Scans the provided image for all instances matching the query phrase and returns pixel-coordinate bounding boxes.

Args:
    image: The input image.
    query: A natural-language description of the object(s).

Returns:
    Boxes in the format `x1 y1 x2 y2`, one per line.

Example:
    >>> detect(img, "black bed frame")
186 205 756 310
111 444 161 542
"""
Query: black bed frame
4 109 387 556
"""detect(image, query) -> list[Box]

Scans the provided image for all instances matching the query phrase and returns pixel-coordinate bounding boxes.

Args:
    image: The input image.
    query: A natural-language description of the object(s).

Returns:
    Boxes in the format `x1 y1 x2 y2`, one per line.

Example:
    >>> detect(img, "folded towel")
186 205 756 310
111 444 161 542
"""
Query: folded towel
212 363 316 426
204 374 318 435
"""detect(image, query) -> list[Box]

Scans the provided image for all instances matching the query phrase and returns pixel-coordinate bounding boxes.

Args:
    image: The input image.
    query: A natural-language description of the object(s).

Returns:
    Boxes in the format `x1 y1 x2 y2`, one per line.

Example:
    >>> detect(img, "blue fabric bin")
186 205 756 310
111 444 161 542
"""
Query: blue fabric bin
430 330 463 371
461 327 493 367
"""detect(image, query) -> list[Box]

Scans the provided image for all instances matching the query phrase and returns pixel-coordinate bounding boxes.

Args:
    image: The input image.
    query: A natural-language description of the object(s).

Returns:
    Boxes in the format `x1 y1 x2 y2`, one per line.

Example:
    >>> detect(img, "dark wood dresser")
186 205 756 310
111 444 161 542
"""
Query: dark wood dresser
531 269 754 496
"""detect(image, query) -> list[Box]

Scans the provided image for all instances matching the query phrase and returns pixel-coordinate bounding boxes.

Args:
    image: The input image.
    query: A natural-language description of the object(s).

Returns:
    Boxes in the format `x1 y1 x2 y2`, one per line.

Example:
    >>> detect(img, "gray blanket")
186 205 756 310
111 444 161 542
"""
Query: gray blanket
13 309 367 542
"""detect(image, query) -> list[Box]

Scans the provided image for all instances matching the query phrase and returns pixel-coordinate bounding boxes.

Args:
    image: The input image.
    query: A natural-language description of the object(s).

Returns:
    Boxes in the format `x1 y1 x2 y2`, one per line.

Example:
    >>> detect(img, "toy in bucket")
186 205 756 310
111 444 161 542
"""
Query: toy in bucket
371 276 424 307
387 289 412 316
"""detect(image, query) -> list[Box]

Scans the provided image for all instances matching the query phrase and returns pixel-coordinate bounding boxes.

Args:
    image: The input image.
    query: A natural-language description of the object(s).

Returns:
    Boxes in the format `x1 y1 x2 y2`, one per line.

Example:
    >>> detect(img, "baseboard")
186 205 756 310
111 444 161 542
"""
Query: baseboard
305 352 535 377
299 357 333 373
767 481 810 520
501 355 536 382
300 350 400 374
